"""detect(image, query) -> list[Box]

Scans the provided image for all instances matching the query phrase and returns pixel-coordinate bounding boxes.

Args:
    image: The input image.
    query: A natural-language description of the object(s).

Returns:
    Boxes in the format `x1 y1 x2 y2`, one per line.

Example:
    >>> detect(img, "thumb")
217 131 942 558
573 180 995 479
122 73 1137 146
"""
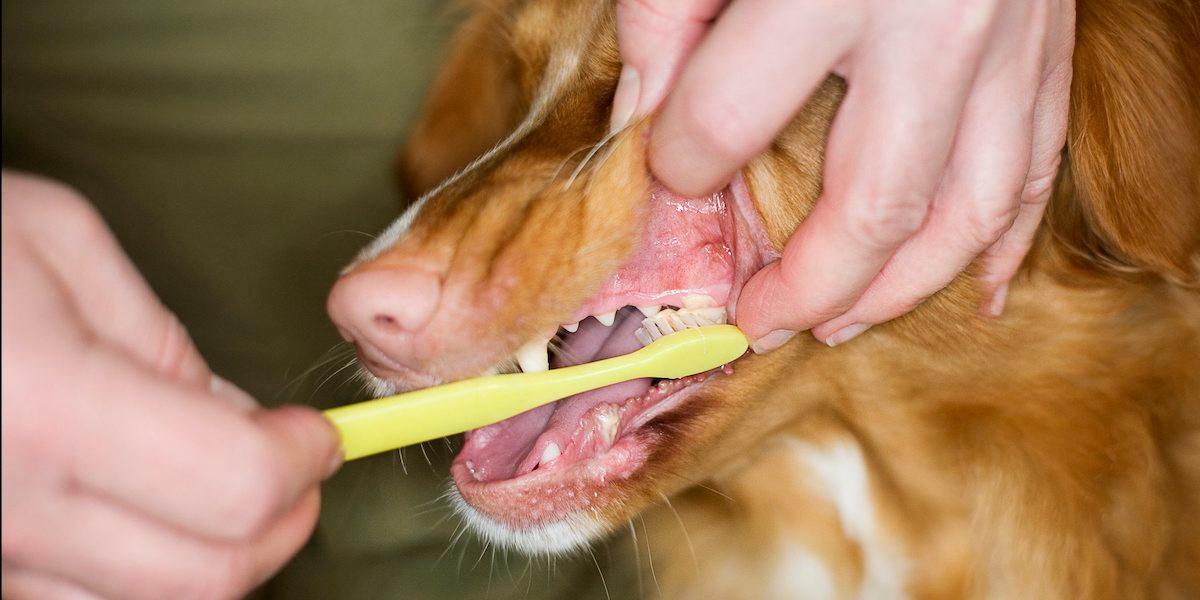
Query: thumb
734 261 799 354
252 405 344 490
610 0 725 132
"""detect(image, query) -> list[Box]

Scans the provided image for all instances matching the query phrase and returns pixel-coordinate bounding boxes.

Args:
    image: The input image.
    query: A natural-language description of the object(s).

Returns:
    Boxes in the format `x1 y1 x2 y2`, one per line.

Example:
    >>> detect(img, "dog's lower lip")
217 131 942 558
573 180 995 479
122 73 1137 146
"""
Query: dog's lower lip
449 369 723 528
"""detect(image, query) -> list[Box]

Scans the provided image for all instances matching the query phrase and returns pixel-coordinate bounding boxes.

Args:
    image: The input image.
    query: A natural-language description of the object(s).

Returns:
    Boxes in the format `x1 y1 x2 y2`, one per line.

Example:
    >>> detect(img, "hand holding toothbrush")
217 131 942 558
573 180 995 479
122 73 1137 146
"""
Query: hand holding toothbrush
1 171 341 600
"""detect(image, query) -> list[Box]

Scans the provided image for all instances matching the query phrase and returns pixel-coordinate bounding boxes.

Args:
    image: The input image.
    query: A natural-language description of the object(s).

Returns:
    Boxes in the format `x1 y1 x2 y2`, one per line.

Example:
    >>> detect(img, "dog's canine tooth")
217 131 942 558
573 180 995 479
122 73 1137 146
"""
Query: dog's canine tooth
637 305 662 318
515 336 551 372
563 321 580 333
595 311 616 327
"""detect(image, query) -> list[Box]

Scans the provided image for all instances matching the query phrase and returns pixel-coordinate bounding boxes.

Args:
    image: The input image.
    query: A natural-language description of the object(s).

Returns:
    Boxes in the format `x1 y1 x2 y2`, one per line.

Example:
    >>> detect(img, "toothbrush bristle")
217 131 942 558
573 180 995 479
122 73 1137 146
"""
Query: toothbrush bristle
635 306 728 347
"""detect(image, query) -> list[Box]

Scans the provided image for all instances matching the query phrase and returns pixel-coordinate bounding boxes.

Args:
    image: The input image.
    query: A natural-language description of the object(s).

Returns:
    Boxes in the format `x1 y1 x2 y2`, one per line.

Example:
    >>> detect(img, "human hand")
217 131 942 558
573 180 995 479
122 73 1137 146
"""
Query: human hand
1 172 341 599
612 0 1075 351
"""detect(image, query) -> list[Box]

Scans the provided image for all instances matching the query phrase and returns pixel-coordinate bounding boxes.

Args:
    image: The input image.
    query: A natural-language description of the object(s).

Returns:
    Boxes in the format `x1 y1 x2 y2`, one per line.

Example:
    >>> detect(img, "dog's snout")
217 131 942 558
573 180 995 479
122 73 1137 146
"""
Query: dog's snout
327 266 442 365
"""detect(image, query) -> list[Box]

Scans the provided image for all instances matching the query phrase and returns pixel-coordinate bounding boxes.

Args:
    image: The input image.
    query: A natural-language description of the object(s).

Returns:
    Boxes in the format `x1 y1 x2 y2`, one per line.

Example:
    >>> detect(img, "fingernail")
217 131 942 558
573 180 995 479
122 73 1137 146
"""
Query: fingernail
209 375 258 411
609 65 641 134
750 329 797 354
984 282 1009 317
824 323 870 347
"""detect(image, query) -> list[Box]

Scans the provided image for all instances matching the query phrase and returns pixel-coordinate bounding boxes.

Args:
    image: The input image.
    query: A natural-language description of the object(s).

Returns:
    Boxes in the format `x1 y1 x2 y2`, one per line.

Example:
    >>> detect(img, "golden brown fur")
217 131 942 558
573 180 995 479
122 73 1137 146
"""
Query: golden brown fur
353 0 1200 596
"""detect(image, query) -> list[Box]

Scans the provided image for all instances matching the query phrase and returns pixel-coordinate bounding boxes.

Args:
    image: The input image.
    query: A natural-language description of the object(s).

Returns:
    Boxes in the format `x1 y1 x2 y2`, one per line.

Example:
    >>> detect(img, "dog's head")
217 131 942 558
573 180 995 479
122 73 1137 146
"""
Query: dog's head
327 0 1200 555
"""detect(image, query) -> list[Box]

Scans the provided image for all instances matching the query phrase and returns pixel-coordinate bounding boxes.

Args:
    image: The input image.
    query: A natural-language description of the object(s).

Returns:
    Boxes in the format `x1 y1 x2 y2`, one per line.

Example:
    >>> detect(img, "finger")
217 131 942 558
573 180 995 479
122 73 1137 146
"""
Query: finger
64 343 338 541
611 0 727 131
238 488 323 591
812 7 1050 341
980 34 1074 314
735 9 992 342
18 489 320 600
1 566 100 600
1 173 209 386
649 0 859 196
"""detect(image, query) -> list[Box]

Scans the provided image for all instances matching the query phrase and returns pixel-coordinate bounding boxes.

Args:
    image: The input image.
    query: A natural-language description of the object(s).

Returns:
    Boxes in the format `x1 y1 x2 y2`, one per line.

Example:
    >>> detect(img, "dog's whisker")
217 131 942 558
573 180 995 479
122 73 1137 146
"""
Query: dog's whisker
658 491 699 574
586 546 611 600
628 519 644 597
638 514 662 597
310 357 360 398
277 342 355 401
562 129 618 191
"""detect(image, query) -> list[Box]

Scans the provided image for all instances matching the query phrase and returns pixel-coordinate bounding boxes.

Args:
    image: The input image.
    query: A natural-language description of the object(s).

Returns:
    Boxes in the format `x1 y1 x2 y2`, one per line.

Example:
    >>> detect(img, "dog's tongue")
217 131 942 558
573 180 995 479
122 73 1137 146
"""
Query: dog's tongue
502 309 650 475
460 309 650 482
546 307 651 426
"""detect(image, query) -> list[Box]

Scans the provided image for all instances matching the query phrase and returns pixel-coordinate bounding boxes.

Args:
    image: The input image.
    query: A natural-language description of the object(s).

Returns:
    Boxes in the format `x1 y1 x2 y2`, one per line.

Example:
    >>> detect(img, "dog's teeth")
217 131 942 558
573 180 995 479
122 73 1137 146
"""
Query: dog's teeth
515 337 551 373
637 305 662 318
595 311 616 327
563 322 580 333
634 304 729 345
539 442 560 466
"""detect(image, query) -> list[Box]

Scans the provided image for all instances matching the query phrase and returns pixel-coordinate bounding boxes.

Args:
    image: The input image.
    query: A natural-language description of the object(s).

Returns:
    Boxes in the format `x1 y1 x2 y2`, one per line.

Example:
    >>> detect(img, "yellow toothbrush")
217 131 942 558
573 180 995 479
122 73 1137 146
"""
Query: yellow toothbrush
324 324 748 461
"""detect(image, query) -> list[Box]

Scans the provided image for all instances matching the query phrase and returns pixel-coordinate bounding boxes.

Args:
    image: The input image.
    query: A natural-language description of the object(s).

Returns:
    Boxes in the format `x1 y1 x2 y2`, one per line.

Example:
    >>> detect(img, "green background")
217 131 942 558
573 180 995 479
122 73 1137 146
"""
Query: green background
2 1 633 597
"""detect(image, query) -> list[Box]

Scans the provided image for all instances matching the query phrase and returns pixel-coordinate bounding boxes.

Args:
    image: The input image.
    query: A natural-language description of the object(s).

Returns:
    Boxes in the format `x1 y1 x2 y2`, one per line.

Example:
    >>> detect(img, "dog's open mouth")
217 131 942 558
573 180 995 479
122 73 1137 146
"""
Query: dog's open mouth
449 176 773 539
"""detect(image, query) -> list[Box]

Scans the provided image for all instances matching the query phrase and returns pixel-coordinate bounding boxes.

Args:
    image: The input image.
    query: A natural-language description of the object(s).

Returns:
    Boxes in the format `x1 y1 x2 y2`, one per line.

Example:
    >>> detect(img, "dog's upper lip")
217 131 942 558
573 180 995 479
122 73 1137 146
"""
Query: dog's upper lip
356 340 441 388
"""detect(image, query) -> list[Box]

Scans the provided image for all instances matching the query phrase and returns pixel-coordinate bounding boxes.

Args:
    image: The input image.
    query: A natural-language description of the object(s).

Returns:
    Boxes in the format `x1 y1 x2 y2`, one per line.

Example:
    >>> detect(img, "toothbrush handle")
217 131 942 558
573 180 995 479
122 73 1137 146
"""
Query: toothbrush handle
324 351 655 460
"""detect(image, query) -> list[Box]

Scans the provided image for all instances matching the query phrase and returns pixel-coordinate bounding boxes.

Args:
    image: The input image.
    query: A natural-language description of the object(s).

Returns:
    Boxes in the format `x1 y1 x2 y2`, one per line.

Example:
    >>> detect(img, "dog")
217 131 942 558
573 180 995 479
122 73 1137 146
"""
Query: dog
326 0 1200 597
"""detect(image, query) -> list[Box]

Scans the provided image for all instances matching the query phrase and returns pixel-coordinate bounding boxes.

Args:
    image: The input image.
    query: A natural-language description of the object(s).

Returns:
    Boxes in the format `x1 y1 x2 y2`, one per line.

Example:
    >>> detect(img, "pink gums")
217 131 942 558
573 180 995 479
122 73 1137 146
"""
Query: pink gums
573 184 737 320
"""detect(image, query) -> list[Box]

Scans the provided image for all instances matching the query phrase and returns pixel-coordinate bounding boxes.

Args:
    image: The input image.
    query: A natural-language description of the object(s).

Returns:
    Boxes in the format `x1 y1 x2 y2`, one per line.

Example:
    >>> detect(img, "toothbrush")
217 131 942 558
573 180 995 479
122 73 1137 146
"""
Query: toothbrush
324 324 749 461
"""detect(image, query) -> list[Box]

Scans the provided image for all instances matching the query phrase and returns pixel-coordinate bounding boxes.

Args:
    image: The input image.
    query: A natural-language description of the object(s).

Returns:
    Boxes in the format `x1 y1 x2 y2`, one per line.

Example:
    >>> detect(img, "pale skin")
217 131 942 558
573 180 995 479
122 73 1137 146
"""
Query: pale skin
1 171 340 600
611 0 1076 351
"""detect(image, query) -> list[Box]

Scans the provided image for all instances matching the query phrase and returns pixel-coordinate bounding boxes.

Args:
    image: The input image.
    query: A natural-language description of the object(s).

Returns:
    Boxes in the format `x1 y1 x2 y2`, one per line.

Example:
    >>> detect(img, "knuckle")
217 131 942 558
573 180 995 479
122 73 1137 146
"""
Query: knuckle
844 193 930 248
962 197 1020 248
1021 168 1059 205
152 313 202 380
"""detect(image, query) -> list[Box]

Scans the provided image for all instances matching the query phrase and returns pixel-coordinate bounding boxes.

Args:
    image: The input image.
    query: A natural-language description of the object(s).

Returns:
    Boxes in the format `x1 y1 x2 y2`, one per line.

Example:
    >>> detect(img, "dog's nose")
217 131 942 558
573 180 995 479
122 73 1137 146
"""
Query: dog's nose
327 266 442 365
